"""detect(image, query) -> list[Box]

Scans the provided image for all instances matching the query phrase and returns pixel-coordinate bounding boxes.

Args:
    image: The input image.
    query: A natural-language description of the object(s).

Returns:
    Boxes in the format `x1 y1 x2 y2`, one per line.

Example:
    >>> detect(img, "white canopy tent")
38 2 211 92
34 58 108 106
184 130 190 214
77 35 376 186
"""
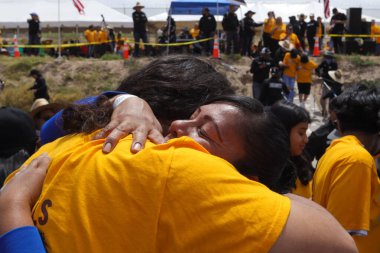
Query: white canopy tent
100 0 380 19
0 0 133 28
149 1 380 23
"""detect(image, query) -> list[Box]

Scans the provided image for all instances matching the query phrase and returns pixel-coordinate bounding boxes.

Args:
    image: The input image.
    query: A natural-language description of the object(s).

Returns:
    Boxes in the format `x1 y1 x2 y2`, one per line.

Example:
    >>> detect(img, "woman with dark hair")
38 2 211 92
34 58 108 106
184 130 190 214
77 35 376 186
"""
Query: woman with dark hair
40 55 234 150
313 85 380 253
270 100 313 198
1 94 357 253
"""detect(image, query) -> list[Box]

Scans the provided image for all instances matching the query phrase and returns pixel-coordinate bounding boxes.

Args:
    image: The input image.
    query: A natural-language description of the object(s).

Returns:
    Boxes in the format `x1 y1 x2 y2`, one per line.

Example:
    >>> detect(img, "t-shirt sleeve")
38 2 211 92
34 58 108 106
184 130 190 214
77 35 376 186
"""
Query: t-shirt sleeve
0 226 46 253
158 140 291 253
326 156 373 231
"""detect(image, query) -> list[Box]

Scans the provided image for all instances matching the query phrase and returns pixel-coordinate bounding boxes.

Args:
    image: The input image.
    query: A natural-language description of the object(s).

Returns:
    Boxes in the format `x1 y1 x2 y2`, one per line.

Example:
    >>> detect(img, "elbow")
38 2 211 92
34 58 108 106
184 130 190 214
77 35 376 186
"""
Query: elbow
343 236 358 253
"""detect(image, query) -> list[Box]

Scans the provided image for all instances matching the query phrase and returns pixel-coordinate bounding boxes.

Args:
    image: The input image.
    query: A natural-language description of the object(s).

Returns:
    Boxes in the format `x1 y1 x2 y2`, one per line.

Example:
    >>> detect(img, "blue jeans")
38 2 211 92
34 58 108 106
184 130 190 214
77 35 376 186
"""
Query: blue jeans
283 75 295 102
133 32 148 57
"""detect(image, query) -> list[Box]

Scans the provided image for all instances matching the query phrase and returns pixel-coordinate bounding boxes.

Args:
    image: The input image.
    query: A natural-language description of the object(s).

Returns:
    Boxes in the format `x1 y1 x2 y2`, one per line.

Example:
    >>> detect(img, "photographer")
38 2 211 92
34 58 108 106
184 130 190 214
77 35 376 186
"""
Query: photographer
250 47 274 100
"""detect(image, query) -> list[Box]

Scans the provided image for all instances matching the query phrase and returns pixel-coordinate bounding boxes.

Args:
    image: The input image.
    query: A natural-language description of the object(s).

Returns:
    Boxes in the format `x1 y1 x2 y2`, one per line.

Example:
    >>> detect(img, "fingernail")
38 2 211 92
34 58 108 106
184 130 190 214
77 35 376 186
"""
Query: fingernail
103 142 112 153
133 142 142 151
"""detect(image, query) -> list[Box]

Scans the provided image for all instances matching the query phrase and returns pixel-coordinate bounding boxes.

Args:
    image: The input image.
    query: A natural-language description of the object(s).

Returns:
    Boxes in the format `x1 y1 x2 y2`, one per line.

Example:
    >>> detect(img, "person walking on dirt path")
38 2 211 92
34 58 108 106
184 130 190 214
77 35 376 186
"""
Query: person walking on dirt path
28 69 49 102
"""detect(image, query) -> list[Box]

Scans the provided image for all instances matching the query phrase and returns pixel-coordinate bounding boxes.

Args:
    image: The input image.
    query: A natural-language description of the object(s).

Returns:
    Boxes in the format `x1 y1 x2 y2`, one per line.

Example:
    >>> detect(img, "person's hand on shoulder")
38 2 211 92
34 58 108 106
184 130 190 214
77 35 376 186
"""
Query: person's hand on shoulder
93 95 165 154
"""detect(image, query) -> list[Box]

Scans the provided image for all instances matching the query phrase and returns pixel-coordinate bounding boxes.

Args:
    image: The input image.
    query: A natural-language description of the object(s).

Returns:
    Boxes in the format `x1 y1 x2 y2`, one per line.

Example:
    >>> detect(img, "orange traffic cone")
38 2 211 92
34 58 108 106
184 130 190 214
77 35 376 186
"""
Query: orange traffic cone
13 34 20 58
212 35 220 59
313 36 320 57
123 38 129 60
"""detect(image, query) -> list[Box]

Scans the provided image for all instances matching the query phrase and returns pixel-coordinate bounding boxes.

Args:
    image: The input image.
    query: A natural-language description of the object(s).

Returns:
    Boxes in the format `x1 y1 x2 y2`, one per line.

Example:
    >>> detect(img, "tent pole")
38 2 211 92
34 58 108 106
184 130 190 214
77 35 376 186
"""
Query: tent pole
166 8 171 55
57 0 62 60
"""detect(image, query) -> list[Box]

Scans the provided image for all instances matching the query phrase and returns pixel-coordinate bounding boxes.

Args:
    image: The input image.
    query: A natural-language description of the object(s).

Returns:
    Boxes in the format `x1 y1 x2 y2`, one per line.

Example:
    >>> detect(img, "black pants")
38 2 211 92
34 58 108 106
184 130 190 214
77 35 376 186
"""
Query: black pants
307 36 315 55
240 34 253 56
225 31 239 55
263 32 272 49
332 36 344 54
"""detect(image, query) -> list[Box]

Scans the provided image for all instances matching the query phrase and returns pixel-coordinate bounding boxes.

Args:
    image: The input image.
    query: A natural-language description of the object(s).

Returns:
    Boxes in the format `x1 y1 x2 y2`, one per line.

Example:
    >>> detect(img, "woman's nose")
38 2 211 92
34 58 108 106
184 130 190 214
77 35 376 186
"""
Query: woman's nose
169 120 192 137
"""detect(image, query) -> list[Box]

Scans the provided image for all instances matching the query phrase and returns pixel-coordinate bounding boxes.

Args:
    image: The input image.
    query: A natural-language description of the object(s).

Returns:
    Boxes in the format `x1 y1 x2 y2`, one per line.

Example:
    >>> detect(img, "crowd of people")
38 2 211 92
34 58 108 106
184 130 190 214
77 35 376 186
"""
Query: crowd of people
1 2 380 58
0 53 379 253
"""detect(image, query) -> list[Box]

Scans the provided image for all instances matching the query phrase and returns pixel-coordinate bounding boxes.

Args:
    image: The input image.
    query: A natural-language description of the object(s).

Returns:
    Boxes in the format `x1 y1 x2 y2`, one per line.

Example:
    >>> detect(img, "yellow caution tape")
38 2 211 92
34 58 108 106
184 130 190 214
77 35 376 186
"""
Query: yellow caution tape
0 37 214 49
329 33 380 38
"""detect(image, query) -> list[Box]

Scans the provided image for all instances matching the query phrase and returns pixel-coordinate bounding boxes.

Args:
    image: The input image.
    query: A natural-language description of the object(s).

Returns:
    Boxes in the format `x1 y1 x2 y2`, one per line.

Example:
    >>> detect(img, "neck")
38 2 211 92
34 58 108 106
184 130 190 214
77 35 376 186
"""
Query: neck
342 131 380 155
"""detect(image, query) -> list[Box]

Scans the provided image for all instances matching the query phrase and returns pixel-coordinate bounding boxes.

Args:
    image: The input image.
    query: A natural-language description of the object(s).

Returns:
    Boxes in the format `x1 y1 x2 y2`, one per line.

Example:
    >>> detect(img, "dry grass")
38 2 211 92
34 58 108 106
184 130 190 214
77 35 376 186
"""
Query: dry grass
1 54 380 112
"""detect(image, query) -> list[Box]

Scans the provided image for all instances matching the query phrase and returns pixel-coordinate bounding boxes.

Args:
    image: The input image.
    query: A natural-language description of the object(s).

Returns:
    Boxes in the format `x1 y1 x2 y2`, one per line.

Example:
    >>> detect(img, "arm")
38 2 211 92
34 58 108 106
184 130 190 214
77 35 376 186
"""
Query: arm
270 194 358 253
0 154 50 252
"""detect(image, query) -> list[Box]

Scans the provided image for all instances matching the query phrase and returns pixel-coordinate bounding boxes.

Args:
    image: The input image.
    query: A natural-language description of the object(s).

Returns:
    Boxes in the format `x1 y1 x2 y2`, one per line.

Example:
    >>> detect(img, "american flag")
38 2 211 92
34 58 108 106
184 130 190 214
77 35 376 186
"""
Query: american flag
324 0 330 19
73 0 85 15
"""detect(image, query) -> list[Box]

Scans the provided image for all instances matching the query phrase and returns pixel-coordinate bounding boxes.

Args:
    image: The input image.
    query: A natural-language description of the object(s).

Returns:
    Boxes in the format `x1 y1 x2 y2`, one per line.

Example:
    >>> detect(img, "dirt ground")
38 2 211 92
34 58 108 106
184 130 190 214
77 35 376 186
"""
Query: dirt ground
0 54 379 111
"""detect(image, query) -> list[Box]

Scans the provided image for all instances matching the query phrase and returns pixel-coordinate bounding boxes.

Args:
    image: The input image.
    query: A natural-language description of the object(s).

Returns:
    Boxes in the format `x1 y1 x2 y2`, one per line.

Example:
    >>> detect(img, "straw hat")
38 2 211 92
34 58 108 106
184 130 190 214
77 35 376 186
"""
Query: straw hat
133 2 144 10
279 40 294 51
29 98 63 119
328 70 344 83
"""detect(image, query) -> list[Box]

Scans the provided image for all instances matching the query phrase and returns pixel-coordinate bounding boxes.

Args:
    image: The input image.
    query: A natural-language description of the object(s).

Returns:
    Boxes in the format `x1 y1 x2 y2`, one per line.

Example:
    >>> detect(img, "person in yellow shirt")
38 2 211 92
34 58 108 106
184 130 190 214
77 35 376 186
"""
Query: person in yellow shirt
313 85 380 253
263 11 275 49
189 23 200 39
270 100 313 199
1 97 357 253
97 27 108 56
279 48 300 102
297 54 317 107
316 16 325 51
270 16 286 54
280 24 301 50
84 25 95 57
370 19 380 55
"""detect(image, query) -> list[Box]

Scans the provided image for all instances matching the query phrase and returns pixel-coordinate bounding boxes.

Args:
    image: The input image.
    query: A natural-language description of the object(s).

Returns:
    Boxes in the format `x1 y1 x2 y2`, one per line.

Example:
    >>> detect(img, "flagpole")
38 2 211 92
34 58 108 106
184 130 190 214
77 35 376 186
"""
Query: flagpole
57 0 62 59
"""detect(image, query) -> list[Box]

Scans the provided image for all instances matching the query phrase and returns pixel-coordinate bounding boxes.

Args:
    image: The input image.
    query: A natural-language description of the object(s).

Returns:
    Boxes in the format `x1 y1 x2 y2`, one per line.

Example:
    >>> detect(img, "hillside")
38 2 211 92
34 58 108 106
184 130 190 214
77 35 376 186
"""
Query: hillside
0 54 379 111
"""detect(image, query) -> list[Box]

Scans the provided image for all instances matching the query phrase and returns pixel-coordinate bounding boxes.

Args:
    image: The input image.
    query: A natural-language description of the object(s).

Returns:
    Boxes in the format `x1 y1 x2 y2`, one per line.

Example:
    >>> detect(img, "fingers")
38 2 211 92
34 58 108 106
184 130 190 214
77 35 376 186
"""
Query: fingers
148 129 165 145
131 130 148 154
93 121 118 140
102 127 129 153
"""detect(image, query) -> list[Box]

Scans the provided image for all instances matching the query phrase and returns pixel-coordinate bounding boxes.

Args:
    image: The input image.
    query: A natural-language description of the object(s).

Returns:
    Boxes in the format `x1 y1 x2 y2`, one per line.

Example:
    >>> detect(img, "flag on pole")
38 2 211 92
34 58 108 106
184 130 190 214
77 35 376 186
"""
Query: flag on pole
324 0 330 19
73 0 85 14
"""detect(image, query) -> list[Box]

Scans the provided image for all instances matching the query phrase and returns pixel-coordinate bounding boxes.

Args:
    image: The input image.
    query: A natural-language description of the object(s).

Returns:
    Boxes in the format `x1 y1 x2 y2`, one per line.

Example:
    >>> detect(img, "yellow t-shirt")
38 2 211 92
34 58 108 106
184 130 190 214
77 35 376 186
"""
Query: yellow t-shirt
10 133 290 253
271 24 286 41
316 23 323 38
374 25 380 44
84 29 95 43
98 30 108 42
190 28 200 39
263 17 275 34
297 60 318 83
292 178 312 199
282 52 300 78
280 33 300 48
313 135 380 253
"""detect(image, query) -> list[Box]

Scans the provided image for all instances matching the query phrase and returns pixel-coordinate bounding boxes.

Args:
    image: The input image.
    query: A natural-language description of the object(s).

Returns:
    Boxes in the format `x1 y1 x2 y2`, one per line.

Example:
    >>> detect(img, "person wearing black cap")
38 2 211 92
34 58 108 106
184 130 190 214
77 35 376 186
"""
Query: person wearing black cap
28 69 50 101
250 47 275 100
27 13 41 56
0 107 37 186
240 10 262 56
199 7 217 56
